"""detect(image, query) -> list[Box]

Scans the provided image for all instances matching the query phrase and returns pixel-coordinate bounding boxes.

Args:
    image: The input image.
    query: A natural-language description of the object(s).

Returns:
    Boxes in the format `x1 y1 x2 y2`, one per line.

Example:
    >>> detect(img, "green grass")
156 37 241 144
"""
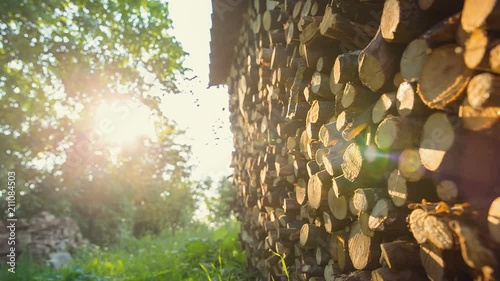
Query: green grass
0 221 248 281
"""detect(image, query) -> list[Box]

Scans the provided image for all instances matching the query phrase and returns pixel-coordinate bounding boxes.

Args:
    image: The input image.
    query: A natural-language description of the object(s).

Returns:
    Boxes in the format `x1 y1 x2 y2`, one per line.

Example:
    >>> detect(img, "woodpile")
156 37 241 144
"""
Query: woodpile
224 0 500 280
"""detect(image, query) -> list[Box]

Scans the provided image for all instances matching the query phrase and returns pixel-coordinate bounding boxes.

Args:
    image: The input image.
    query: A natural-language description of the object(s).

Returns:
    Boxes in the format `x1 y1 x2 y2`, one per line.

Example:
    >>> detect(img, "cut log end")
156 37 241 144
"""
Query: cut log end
381 0 427 44
488 197 500 244
374 116 399 150
341 143 363 182
387 169 409 207
461 0 500 33
490 45 500 73
397 81 429 118
464 28 490 71
328 189 348 221
401 39 429 83
418 45 473 109
348 221 380 270
419 112 456 171
409 209 428 244
467 73 500 109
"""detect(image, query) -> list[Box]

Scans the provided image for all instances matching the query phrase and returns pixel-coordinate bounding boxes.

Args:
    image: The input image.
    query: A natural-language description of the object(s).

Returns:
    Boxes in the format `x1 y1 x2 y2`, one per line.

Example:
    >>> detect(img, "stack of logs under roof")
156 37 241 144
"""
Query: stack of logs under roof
226 0 500 280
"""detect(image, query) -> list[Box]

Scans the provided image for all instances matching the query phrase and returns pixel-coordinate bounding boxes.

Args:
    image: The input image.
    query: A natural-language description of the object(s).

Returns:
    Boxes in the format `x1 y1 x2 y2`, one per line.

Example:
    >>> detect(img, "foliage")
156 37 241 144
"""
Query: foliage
0 0 195 244
0 222 248 281
132 178 196 237
202 176 239 226
0 0 186 196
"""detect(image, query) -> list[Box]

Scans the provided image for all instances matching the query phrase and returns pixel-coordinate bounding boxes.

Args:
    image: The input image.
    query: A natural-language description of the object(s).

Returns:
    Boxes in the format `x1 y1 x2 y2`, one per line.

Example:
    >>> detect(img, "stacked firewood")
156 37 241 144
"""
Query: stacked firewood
226 0 500 280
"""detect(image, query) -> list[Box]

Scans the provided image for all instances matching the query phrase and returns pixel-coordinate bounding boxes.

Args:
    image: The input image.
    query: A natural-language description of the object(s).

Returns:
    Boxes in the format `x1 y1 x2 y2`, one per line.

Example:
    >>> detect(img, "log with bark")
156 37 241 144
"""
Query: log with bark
358 28 405 92
380 0 430 44
399 13 461 82
374 116 423 150
348 221 381 270
333 51 361 85
461 0 500 33
319 5 377 50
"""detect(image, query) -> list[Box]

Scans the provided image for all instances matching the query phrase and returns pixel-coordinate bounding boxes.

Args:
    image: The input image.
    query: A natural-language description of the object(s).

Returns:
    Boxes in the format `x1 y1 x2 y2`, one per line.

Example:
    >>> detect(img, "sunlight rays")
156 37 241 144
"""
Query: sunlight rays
94 100 155 145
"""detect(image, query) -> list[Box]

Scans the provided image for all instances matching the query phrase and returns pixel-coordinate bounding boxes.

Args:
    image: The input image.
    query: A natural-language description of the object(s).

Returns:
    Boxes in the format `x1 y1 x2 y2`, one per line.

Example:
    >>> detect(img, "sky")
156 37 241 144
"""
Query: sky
157 1 233 181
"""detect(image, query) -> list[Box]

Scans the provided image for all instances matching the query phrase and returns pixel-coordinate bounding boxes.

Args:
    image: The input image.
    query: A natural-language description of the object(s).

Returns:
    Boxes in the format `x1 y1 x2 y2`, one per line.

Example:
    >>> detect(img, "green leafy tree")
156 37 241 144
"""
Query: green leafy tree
204 176 238 225
0 0 195 244
58 114 195 243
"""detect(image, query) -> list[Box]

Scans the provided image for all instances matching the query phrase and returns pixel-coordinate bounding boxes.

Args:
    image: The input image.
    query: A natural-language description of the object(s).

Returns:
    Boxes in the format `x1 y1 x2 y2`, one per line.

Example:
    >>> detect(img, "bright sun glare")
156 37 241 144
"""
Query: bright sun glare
94 100 155 145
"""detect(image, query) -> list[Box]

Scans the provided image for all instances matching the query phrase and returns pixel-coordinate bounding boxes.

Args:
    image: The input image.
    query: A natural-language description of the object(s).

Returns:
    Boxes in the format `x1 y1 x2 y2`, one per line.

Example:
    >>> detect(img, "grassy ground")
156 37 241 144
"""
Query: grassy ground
0 221 248 281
